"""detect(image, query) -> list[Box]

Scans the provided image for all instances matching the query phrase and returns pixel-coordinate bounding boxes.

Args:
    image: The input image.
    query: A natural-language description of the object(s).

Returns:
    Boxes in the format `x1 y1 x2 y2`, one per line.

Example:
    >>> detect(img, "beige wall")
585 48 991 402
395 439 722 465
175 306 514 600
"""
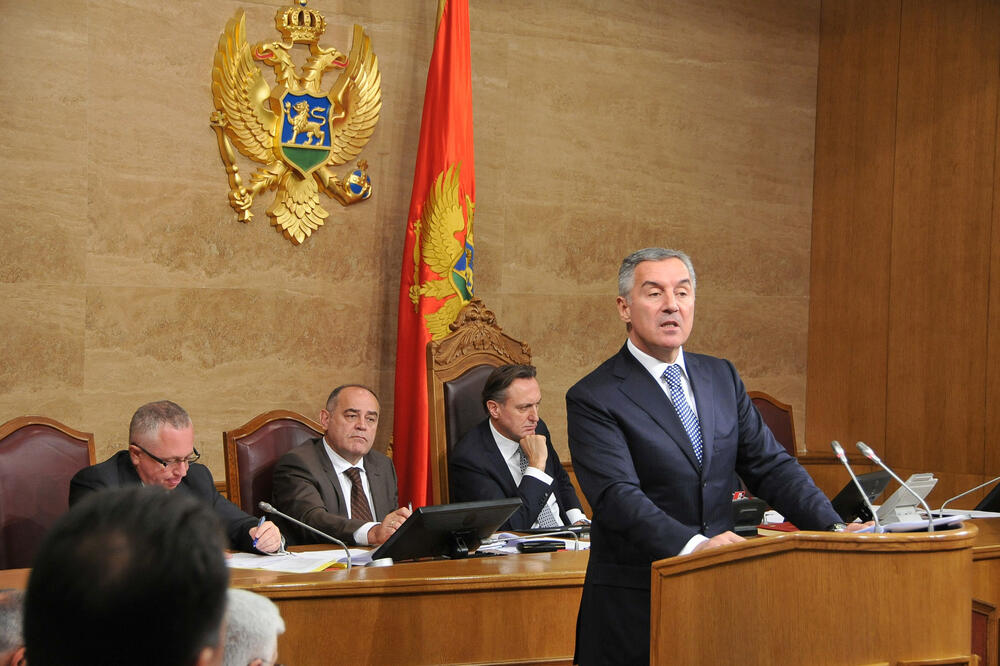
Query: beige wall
0 0 820 477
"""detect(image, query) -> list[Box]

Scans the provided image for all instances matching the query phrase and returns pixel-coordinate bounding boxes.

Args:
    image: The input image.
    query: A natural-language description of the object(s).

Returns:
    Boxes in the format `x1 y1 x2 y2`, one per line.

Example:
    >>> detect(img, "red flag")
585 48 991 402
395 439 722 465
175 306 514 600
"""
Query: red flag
393 0 475 508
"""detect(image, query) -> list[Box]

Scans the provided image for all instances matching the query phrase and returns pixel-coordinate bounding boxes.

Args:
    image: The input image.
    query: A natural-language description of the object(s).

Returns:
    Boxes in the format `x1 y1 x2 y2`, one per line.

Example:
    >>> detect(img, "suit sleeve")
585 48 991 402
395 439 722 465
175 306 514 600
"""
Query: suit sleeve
449 436 545 531
567 382 698 559
271 450 367 545
68 466 109 506
727 363 841 530
540 428 584 518
186 465 259 552
369 452 399 521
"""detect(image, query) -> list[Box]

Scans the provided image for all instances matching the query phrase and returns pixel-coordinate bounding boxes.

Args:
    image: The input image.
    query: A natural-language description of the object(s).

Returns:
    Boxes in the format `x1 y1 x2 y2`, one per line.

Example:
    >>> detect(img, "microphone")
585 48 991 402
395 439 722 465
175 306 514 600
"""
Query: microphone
855 442 934 533
829 440 883 533
939 476 1000 514
258 501 352 571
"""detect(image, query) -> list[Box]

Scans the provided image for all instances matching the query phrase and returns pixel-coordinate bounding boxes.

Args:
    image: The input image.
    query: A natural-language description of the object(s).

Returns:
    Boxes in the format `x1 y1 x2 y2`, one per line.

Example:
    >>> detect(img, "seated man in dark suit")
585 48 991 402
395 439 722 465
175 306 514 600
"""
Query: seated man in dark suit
271 384 411 546
449 364 587 530
70 399 282 553
24 486 229 666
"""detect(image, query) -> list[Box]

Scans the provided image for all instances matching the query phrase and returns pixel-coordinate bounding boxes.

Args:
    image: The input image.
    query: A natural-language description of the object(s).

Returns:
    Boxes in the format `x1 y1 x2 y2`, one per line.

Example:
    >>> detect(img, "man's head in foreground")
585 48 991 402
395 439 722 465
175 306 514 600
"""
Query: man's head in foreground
24 486 229 666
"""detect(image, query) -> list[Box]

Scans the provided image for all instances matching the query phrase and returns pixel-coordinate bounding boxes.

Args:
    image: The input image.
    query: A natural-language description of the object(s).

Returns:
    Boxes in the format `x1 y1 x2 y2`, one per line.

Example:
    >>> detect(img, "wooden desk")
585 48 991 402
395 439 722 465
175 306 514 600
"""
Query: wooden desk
652 525 981 666
4 520 996 665
973 518 1000 666
229 550 588 665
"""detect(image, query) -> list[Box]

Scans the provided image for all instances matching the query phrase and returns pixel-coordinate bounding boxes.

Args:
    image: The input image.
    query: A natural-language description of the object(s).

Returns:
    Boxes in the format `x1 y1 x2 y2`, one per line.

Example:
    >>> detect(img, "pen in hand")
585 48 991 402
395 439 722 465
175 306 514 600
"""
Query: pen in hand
251 515 266 550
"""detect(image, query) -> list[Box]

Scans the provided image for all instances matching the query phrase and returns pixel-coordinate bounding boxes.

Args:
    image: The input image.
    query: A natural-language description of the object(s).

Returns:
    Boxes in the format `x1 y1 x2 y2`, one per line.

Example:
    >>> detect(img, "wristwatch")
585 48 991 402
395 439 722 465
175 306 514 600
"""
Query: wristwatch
826 522 848 532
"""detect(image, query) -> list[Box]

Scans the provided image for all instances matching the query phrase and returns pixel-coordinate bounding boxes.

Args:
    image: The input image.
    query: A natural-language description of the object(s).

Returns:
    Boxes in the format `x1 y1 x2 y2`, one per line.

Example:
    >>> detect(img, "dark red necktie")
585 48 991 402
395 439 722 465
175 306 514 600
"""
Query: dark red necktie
344 467 374 522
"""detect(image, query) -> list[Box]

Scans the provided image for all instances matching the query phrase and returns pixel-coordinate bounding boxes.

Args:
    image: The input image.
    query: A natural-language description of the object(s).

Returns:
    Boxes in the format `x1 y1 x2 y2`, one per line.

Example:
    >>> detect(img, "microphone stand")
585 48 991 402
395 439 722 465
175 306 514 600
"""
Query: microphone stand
830 440 883 533
939 476 1000 514
855 442 934 533
259 501 352 571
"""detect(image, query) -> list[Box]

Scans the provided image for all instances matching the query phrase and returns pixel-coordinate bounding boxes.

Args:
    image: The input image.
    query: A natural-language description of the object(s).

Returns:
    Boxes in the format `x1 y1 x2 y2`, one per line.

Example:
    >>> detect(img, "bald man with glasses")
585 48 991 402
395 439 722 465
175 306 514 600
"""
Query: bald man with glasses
70 400 283 553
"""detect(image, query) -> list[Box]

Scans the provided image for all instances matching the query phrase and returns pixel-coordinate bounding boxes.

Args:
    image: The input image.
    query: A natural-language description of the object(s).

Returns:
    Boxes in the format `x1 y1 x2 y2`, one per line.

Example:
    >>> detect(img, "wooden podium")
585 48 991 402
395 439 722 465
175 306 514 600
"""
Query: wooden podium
651 525 979 666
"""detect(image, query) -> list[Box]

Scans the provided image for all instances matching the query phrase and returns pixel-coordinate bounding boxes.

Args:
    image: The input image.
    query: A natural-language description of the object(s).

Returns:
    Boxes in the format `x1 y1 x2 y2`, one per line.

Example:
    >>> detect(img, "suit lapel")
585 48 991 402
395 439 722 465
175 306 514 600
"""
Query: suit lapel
364 452 390 518
614 347 702 473
478 421 520 496
314 439 348 511
685 352 715 473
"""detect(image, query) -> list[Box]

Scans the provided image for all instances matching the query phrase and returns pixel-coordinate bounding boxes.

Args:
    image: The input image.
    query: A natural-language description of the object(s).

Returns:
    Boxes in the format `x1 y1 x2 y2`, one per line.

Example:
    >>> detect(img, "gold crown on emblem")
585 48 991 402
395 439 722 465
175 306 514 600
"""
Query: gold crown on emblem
275 0 327 44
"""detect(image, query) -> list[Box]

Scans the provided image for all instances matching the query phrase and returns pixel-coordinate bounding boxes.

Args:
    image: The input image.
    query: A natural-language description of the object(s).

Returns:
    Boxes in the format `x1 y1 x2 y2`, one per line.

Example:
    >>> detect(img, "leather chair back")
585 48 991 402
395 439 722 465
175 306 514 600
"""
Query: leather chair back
0 417 95 569
427 298 532 505
223 410 324 515
748 391 797 456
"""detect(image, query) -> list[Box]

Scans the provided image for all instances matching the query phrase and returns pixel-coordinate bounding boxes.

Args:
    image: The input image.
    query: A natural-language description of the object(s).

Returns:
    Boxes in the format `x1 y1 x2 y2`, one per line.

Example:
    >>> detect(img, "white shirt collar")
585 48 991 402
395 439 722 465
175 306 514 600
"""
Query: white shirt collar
626 338 689 383
488 420 521 463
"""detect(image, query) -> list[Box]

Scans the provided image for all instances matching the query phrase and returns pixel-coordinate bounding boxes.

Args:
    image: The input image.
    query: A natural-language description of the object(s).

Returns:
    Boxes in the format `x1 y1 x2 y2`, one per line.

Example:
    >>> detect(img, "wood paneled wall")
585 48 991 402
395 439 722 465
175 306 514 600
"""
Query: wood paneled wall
805 0 1000 507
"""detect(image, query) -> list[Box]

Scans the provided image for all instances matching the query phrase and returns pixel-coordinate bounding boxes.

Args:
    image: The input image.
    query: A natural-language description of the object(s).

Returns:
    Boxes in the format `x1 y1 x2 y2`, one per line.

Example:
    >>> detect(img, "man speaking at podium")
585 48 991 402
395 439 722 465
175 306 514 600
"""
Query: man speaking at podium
567 248 853 665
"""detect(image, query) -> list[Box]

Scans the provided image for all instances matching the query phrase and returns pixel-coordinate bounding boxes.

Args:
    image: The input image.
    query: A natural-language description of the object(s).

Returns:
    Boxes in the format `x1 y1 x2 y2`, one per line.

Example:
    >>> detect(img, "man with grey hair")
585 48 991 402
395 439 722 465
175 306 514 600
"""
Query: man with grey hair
223 589 285 666
272 384 411 546
567 247 854 664
69 400 283 553
0 589 25 666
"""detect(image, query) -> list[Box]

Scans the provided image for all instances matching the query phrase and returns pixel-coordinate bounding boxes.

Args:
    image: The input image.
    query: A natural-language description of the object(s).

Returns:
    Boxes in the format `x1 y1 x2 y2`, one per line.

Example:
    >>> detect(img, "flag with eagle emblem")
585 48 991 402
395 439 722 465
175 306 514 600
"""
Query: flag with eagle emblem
393 0 475 508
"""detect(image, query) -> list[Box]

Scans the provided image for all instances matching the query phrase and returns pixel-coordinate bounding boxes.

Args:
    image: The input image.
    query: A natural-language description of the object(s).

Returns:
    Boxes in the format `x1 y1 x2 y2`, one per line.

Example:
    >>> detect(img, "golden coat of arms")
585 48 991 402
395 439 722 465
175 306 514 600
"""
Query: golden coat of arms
210 2 381 245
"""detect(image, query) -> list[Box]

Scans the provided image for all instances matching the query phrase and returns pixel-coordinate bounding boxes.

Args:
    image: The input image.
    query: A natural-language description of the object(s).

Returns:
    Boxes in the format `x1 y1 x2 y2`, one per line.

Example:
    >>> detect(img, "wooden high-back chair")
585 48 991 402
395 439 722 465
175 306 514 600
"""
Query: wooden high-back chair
222 410 324 515
748 391 797 456
0 416 96 569
426 298 532 505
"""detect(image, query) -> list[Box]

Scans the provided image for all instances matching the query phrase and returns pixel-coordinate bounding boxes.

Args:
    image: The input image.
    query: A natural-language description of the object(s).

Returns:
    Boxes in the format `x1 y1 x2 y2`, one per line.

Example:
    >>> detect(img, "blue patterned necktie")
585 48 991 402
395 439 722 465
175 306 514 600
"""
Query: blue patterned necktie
662 364 703 464
517 449 560 528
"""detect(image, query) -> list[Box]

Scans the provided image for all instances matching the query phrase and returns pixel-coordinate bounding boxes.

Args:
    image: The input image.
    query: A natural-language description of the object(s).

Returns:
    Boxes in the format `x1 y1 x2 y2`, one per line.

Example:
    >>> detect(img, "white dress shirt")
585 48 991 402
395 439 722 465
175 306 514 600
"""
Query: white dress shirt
322 437 378 545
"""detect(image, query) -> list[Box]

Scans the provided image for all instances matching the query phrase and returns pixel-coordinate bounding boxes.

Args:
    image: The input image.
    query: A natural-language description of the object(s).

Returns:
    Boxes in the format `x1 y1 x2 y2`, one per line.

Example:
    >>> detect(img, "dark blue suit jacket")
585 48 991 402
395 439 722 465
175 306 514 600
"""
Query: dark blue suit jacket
449 418 583 530
69 451 260 552
567 345 840 664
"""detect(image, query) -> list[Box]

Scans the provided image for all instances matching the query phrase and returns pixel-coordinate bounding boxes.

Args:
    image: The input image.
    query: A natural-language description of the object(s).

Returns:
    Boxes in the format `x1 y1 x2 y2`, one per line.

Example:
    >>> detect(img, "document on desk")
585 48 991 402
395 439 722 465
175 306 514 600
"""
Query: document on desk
477 533 590 555
228 549 369 573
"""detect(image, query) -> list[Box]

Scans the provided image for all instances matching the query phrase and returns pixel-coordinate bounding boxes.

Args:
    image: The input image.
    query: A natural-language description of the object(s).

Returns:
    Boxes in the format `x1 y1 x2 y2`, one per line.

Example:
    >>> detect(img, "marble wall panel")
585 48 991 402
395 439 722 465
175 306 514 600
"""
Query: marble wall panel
82 284 383 466
0 284 86 425
0 0 88 286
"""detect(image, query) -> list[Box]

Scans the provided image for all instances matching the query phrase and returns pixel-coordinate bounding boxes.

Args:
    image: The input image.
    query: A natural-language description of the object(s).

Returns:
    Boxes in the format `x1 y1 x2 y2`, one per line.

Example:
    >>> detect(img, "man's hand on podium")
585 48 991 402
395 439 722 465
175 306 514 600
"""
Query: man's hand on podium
692 531 745 553
844 521 875 532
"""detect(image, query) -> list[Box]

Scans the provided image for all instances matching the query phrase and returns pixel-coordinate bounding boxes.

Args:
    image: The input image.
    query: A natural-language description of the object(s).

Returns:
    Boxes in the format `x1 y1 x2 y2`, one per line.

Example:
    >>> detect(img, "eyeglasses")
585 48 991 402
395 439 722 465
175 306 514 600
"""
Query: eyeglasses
131 443 200 468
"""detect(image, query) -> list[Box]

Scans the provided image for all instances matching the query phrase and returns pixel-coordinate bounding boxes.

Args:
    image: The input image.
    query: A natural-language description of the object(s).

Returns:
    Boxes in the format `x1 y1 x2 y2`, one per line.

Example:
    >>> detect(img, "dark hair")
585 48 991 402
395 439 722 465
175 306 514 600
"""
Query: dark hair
325 384 379 410
24 486 229 666
481 364 537 411
129 400 192 444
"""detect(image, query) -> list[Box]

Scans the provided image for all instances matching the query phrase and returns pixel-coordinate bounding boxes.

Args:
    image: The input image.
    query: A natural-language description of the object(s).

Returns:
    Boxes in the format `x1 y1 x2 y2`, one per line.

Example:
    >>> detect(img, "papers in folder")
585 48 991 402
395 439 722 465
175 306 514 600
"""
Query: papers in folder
227 548 369 573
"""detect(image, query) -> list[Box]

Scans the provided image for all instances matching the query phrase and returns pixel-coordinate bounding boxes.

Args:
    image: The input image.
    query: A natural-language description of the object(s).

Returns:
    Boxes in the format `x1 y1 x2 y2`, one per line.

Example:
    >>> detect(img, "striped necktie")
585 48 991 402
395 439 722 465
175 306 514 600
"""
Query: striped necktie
662 364 703 464
344 467 374 523
517 449 560 528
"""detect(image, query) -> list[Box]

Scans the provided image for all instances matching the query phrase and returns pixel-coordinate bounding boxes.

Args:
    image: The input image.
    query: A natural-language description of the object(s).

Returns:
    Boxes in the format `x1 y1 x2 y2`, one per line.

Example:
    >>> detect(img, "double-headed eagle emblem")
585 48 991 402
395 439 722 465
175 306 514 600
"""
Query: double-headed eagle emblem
210 2 381 245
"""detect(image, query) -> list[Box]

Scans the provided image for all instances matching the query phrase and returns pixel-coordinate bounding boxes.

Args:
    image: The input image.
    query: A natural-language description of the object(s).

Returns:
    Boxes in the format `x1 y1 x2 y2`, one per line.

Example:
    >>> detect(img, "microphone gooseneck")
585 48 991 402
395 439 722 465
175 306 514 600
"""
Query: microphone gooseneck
258 501 352 571
939 476 1000 514
829 440 883 533
855 442 934 533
